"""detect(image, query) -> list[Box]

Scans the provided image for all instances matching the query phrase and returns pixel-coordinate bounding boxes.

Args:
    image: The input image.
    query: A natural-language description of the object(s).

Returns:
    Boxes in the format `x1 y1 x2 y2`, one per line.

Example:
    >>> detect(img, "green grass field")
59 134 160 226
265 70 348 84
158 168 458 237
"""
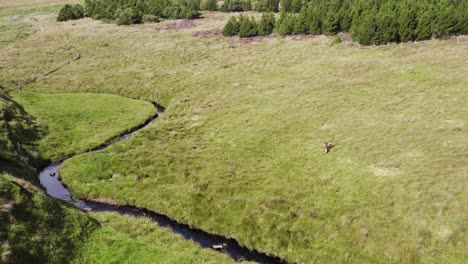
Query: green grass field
12 92 157 162
1 0 467 263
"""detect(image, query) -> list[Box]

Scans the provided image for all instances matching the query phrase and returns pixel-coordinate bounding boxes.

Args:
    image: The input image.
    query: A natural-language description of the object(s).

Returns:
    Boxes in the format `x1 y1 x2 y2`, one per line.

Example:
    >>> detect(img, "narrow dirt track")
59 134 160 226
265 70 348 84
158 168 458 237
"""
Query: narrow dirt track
24 17 44 31
24 16 82 77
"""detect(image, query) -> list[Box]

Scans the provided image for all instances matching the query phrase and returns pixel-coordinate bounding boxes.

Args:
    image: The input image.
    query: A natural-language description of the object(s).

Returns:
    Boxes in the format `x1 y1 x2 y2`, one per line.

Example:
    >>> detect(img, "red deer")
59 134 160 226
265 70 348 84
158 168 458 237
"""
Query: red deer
323 141 334 153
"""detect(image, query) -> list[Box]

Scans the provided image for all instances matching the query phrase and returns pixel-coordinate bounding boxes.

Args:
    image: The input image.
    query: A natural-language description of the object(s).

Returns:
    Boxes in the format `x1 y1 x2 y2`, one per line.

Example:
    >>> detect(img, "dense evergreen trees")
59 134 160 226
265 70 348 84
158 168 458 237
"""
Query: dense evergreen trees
239 16 258 37
58 0 467 43
222 0 468 45
221 0 253 12
202 0 218 11
82 0 201 24
223 16 241 36
256 0 280 12
257 12 276 36
276 12 295 35
223 12 275 37
57 4 84 22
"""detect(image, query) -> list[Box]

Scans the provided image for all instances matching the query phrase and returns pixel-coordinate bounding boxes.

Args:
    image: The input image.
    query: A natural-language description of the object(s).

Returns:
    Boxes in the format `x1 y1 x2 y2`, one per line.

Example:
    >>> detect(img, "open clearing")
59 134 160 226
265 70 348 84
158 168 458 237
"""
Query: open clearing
1 1 467 263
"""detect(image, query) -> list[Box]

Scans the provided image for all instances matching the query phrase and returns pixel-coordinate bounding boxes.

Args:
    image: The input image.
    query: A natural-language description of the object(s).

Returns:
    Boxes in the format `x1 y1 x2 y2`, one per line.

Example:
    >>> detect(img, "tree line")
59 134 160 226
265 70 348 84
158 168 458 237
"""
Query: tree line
57 0 467 44
222 0 467 44
58 0 202 25
57 4 84 22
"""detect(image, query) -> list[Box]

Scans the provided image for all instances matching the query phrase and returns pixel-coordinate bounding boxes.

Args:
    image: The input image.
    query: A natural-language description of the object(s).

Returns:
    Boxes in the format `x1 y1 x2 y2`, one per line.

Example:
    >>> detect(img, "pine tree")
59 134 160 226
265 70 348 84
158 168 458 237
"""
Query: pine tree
293 7 307 34
281 0 293 12
458 0 468 34
202 0 218 11
116 7 142 25
350 7 377 45
290 0 302 13
398 1 417 42
230 0 244 12
239 16 258 37
186 0 201 19
433 0 458 38
276 12 295 35
57 4 74 21
221 0 231 12
58 4 85 21
241 0 252 11
72 4 84 19
339 0 353 32
415 5 435 41
306 1 322 35
265 0 280 12
321 0 341 35
258 12 276 36
374 1 399 44
223 16 240 36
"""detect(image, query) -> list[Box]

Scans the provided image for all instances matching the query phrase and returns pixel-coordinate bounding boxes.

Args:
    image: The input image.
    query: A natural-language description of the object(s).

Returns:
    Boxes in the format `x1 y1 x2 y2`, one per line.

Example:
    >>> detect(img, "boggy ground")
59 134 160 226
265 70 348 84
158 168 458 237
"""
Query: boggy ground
1 2 467 263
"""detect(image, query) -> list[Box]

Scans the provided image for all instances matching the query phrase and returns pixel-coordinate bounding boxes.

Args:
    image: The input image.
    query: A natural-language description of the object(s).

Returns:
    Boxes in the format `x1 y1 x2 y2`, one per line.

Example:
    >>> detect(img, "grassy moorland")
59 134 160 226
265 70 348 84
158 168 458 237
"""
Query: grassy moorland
0 0 79 17
12 92 157 162
0 19 37 47
75 212 237 264
1 1 467 263
1 2 243 262
1 58 232 264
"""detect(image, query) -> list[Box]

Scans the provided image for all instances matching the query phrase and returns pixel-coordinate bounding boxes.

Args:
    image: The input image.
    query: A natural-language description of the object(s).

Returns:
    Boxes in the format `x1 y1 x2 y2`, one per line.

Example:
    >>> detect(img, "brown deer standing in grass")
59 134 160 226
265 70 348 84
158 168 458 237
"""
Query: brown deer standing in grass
323 139 335 154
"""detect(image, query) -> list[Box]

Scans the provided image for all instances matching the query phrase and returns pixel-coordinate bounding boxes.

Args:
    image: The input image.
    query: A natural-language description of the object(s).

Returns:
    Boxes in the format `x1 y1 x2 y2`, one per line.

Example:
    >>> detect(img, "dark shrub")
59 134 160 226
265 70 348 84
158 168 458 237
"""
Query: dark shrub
293 7 307 34
83 0 200 24
276 12 294 35
57 4 73 22
202 0 218 11
239 16 257 38
241 0 252 11
223 16 240 36
116 8 142 25
229 0 244 12
257 12 275 36
72 4 84 19
57 4 84 22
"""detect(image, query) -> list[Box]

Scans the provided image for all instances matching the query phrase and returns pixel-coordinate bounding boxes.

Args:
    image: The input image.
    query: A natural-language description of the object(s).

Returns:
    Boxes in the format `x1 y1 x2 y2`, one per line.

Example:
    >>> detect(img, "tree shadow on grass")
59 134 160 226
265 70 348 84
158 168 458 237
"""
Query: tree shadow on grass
0 85 46 183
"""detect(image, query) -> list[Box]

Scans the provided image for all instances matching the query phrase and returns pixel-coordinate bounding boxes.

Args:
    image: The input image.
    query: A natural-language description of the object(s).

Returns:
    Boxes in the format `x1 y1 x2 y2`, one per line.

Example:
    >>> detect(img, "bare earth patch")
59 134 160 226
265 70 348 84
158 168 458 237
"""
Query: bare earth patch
236 34 278 43
287 34 318 41
192 29 221 37
158 20 196 31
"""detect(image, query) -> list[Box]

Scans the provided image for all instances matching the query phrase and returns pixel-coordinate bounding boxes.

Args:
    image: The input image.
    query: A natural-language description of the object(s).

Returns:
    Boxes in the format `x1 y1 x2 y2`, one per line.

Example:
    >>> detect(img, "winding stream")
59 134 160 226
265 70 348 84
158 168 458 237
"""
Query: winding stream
39 106 287 264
